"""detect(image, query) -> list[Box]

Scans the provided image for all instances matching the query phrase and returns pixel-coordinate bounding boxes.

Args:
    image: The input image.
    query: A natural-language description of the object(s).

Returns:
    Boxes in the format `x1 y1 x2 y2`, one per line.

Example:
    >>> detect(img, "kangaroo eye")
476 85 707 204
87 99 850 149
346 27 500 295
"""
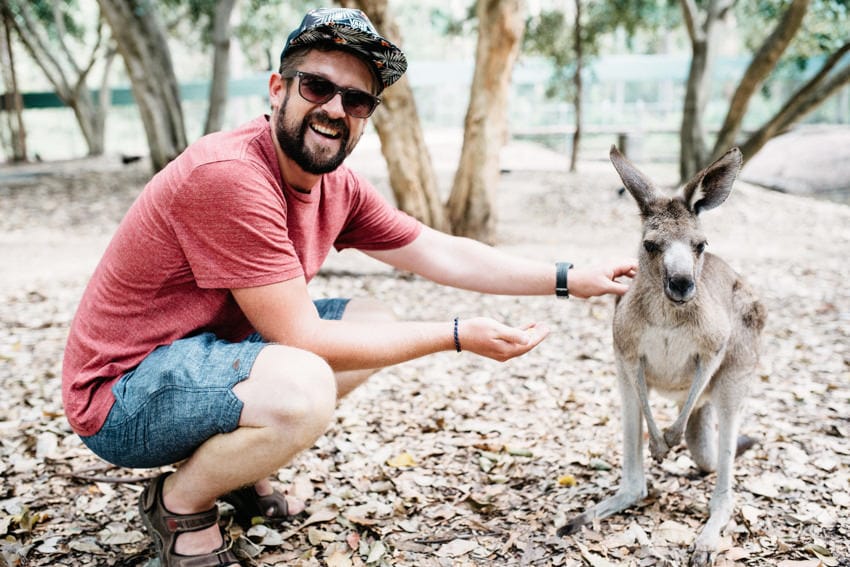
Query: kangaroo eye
643 240 660 254
695 241 707 255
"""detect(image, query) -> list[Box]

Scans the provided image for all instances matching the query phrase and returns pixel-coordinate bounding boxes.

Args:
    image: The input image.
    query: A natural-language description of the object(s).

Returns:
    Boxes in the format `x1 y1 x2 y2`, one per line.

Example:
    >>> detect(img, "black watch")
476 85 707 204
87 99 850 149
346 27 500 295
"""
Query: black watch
555 262 573 298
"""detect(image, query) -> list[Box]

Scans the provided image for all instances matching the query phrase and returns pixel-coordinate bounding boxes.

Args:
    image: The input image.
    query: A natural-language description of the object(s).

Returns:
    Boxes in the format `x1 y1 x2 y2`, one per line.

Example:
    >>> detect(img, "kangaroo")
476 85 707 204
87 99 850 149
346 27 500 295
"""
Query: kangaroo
558 146 766 566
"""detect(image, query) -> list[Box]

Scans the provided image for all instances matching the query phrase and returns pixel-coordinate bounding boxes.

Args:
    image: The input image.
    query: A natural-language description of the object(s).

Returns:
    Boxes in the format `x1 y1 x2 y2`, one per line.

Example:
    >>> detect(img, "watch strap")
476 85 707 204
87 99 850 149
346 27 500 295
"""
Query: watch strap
555 262 573 298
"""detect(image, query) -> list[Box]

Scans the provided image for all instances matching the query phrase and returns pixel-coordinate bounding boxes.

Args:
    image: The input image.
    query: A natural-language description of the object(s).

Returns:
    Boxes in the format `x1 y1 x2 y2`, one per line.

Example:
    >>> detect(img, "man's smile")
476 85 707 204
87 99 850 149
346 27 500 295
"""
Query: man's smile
309 121 342 140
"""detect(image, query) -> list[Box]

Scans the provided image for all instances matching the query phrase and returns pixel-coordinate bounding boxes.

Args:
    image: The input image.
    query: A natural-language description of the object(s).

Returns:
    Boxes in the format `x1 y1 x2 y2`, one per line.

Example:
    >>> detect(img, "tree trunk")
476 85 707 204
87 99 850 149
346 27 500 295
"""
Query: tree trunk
341 0 448 231
570 0 582 173
370 77 450 231
91 42 118 156
680 39 709 181
0 5 25 162
447 0 525 243
711 0 809 160
679 0 729 181
204 0 237 135
98 0 186 171
739 44 850 160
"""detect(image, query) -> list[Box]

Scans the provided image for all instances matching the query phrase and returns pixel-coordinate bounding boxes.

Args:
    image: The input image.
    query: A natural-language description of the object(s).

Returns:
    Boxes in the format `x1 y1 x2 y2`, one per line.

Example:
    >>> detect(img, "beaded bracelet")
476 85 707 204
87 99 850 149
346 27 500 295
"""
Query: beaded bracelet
453 317 462 353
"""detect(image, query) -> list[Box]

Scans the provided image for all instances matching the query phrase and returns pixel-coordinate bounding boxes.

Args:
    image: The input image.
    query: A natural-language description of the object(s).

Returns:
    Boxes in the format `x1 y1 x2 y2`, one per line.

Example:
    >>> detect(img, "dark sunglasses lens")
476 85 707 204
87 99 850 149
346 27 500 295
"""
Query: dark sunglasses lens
343 92 377 118
299 75 335 103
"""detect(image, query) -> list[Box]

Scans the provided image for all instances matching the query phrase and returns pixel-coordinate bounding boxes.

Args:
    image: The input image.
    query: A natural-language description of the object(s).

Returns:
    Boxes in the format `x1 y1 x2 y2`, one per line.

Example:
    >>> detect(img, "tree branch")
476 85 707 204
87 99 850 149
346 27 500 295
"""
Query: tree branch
5 1 72 100
74 18 107 98
52 1 82 77
679 0 700 43
712 0 810 157
739 50 850 160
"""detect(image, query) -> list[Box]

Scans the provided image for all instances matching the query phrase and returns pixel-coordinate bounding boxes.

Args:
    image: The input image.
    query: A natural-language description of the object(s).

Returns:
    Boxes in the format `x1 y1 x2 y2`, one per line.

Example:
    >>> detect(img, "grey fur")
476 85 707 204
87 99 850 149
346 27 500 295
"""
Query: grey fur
559 146 766 567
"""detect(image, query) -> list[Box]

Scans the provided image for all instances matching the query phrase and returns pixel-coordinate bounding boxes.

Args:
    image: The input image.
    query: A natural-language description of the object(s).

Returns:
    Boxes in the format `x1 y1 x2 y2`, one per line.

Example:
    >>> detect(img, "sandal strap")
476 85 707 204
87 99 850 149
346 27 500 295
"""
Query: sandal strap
139 473 240 566
161 508 220 534
141 473 220 534
171 545 239 567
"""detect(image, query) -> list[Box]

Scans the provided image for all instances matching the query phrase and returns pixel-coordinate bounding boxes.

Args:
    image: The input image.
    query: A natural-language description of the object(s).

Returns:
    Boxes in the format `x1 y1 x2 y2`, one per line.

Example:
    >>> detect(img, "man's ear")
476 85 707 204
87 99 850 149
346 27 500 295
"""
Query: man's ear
268 73 286 110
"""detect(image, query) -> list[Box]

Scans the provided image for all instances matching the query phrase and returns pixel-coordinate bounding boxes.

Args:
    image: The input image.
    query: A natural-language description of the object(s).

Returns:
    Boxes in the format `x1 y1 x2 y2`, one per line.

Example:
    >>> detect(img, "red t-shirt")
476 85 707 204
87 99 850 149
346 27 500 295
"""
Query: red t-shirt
62 115 421 436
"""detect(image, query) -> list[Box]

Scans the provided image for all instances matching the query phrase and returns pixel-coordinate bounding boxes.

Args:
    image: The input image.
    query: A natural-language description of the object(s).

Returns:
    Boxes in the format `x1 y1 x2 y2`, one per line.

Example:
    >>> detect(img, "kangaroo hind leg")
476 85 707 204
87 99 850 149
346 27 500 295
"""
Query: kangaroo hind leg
685 401 717 473
689 377 748 566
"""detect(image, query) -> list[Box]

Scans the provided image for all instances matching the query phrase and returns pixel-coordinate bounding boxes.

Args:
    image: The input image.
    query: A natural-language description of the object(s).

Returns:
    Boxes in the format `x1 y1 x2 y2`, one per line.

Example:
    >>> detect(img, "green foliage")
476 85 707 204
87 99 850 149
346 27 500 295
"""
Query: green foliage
158 0 219 44
736 0 850 98
431 1 478 37
7 0 87 43
233 0 313 71
523 10 574 99
522 0 680 100
524 10 572 67
738 0 849 55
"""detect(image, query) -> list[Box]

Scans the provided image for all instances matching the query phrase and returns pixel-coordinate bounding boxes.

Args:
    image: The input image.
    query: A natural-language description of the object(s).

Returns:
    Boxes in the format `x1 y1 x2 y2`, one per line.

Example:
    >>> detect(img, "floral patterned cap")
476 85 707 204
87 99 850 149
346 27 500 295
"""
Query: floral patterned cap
281 8 407 92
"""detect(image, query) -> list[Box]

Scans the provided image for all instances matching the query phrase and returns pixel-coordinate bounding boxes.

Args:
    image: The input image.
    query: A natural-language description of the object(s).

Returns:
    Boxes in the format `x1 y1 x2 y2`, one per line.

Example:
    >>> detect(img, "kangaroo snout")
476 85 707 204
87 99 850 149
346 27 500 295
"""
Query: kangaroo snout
665 274 696 303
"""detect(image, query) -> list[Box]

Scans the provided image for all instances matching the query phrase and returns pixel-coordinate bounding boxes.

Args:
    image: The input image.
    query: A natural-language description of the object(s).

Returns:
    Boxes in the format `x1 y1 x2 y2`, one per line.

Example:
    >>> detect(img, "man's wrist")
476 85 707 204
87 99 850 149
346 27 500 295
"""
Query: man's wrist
555 262 573 298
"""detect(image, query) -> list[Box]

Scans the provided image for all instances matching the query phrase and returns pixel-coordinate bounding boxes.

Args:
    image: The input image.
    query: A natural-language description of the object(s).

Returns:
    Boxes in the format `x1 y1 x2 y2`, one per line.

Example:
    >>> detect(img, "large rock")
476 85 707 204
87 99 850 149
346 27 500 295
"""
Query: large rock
740 125 850 204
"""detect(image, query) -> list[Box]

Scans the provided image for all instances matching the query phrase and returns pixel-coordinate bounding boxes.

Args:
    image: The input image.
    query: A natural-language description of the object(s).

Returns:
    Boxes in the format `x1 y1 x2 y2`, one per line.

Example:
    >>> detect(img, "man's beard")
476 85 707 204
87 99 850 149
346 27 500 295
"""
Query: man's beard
275 96 359 175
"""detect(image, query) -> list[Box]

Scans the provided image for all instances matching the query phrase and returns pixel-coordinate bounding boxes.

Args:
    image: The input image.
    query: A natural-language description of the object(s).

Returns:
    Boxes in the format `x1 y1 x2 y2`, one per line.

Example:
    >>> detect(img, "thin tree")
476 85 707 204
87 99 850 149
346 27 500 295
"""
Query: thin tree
570 0 582 173
98 0 186 171
523 2 675 171
0 0 116 157
0 4 25 162
161 0 239 134
678 0 735 182
447 0 526 243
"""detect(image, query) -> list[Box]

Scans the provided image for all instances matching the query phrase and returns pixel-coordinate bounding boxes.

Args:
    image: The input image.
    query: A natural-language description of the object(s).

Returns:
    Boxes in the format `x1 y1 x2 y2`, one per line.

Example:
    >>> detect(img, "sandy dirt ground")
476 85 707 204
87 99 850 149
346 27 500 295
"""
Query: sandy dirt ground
0 129 848 566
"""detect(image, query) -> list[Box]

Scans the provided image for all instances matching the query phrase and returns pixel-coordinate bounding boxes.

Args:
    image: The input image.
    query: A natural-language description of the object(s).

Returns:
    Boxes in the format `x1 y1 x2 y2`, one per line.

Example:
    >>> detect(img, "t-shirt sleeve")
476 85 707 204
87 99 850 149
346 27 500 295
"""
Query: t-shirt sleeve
170 161 304 289
334 170 422 251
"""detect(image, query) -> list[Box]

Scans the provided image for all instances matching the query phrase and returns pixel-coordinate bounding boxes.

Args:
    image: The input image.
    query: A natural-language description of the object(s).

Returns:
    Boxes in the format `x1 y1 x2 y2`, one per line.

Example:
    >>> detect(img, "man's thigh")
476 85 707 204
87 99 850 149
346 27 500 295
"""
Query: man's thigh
81 299 356 468
80 332 267 468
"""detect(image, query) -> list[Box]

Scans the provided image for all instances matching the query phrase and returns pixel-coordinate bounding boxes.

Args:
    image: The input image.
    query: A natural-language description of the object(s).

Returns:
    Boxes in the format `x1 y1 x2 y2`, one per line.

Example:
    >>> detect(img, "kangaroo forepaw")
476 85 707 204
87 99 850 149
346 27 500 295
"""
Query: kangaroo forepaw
663 426 683 449
649 435 670 462
735 434 758 457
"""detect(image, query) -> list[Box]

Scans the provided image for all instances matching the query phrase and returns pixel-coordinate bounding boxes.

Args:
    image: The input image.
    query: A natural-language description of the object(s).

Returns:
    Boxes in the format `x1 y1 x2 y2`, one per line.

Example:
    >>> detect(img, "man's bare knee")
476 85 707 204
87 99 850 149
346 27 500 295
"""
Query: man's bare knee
235 345 336 435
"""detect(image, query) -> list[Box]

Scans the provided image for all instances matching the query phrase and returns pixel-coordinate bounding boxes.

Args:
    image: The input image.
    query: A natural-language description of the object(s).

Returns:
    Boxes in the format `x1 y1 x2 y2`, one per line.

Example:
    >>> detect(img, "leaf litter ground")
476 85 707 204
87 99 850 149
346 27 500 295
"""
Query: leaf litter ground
0 143 848 566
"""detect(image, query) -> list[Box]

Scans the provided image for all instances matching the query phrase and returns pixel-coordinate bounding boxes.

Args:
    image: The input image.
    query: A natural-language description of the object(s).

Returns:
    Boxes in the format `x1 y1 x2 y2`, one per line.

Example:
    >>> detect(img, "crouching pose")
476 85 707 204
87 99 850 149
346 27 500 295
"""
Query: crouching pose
62 8 636 566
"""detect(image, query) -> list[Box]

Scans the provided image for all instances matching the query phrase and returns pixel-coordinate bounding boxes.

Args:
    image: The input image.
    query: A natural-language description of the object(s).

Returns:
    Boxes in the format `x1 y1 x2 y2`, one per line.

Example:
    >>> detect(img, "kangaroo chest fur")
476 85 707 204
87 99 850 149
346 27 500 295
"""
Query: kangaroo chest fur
614 287 732 401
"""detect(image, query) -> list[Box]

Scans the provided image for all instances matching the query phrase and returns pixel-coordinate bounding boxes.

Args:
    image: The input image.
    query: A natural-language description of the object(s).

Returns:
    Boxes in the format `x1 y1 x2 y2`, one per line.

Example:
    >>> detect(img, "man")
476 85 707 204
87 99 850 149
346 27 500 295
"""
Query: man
62 8 636 566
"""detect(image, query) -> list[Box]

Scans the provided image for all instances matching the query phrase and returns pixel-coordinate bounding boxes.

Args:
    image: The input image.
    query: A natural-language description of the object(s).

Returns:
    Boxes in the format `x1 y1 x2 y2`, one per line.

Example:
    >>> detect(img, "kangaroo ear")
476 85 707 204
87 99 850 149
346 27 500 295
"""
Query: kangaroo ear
683 147 743 215
610 145 656 216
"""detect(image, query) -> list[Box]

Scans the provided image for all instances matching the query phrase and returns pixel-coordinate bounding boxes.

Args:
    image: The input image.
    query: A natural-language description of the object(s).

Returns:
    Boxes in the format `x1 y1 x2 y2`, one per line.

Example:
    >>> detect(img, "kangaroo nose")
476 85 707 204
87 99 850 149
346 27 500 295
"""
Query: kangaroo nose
668 276 695 299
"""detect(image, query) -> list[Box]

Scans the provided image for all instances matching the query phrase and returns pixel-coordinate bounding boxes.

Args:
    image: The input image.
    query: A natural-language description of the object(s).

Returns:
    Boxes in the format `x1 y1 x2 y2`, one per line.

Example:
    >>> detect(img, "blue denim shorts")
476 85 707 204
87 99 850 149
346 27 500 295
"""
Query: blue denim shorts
80 298 349 469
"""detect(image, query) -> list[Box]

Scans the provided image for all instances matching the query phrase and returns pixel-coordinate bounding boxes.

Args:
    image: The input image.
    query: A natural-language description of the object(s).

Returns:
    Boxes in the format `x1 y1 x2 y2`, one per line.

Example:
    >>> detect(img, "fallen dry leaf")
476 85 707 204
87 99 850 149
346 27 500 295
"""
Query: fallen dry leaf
2 151 849 566
386 452 417 468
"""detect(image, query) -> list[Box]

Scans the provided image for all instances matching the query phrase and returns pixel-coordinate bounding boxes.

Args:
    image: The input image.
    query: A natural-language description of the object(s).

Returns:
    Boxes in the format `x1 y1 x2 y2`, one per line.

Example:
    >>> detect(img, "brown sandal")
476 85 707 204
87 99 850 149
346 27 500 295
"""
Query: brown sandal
221 485 293 529
138 473 240 567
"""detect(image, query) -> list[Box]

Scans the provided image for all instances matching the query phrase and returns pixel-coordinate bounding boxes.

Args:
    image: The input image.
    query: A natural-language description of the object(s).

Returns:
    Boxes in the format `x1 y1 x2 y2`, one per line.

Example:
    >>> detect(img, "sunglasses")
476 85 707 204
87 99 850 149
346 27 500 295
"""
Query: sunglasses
282 70 381 119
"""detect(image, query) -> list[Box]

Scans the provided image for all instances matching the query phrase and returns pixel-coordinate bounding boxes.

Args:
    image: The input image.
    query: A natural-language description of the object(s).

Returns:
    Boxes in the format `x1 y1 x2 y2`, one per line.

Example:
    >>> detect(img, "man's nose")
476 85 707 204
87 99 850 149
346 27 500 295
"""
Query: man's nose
321 92 347 118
